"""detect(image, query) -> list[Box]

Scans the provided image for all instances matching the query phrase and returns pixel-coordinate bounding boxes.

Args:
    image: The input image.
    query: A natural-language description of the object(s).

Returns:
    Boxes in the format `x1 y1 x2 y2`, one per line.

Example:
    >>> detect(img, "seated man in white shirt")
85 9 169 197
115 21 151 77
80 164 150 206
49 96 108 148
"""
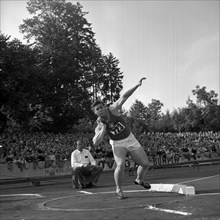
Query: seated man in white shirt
71 139 103 189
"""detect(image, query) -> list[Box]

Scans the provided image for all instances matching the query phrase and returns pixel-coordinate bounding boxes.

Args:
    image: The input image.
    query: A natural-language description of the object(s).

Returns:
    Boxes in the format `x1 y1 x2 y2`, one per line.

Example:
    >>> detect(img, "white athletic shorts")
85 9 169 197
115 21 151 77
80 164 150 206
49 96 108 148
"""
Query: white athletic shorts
109 132 142 152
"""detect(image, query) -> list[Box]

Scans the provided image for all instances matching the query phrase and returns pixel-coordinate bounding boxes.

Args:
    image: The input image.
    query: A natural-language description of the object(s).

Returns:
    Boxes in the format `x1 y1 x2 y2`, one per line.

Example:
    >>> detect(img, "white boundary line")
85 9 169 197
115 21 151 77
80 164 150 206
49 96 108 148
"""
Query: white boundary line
177 174 220 184
40 191 148 211
145 205 192 216
79 191 94 194
0 190 193 216
0 193 43 198
42 204 147 212
196 193 220 196
41 188 190 216
79 189 149 195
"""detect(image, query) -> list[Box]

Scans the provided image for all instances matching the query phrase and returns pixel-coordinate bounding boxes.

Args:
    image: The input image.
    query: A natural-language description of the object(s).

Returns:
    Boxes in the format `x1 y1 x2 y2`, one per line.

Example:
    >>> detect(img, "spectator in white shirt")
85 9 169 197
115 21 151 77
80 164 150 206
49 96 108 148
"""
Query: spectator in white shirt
71 139 103 189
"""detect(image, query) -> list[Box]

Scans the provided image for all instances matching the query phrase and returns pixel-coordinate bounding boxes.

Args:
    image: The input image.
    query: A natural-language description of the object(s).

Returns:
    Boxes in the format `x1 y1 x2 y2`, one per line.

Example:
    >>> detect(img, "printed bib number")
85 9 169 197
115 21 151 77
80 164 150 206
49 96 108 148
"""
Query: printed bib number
109 122 125 136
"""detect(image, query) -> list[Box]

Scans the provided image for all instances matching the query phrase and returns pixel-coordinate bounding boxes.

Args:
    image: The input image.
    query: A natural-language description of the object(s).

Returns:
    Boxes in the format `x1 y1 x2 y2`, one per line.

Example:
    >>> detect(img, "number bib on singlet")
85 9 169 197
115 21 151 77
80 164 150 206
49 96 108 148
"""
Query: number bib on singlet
109 122 125 136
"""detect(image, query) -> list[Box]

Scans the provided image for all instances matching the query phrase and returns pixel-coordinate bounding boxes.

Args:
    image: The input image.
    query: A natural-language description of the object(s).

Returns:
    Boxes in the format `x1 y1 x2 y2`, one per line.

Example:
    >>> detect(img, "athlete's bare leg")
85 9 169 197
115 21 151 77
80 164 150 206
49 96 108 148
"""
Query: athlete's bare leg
112 147 127 193
129 147 150 182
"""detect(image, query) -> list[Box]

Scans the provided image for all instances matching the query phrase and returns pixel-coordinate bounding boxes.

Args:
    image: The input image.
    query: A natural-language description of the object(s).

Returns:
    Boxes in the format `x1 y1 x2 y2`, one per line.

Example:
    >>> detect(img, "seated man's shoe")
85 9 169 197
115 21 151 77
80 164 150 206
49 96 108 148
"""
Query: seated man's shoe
92 182 97 188
79 184 85 190
86 182 96 188
134 180 151 189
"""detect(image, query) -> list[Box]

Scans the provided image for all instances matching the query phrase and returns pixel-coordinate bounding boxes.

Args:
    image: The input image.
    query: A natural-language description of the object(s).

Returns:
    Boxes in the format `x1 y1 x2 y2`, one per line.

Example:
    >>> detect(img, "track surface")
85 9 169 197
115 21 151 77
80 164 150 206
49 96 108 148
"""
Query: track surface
0 164 219 220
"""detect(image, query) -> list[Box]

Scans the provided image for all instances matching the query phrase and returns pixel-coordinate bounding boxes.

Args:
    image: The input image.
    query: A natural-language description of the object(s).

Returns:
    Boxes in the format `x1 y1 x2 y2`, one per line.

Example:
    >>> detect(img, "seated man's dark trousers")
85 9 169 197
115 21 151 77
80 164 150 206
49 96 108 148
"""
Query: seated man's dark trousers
74 165 103 189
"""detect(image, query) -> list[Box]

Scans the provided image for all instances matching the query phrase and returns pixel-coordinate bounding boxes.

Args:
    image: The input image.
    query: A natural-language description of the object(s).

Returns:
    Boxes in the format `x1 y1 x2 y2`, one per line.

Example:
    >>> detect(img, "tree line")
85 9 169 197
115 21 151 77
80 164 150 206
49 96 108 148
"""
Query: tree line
0 0 219 134
127 87 219 135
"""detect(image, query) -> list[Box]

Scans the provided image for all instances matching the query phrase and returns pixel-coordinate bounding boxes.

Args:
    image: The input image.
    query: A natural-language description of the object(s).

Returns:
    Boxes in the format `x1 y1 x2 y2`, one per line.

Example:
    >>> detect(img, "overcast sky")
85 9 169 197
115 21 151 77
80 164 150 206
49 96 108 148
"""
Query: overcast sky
1 0 219 113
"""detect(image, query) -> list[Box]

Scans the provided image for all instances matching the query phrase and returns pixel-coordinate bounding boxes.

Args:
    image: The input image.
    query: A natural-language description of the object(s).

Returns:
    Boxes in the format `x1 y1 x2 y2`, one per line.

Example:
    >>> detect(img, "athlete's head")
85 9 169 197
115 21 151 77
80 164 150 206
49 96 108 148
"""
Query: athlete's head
91 99 106 117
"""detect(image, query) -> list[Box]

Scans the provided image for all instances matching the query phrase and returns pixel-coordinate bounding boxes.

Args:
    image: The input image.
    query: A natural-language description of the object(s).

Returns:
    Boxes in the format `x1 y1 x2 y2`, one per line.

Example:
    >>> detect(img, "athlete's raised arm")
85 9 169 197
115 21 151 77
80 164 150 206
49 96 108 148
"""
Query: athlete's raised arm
111 77 146 110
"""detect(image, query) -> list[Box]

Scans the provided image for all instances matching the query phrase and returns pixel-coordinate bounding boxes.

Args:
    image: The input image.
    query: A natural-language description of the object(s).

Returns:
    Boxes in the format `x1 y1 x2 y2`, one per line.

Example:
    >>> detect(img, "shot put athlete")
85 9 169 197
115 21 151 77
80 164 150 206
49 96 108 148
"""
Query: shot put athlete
92 77 151 200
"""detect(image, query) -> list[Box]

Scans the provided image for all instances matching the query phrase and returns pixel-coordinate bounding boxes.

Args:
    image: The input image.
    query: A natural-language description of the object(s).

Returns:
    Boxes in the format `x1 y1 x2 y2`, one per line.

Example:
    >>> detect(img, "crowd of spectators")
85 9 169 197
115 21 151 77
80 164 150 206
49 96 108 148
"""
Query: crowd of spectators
0 132 92 171
138 131 220 165
0 131 219 171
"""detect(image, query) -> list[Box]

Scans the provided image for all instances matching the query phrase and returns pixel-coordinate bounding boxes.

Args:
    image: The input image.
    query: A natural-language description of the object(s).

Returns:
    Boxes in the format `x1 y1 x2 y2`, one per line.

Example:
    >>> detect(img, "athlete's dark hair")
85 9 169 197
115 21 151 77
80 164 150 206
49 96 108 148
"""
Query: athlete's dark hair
91 99 105 109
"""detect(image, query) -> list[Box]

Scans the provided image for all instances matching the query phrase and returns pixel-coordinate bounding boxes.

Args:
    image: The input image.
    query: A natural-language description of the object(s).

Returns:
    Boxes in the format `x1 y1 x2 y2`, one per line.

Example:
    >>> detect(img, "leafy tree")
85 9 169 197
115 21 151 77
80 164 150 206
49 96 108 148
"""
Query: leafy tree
147 99 163 131
0 33 47 132
129 100 148 121
192 86 219 131
158 110 174 132
19 0 98 131
101 53 123 104
18 0 123 132
192 85 218 106
203 104 220 131
128 99 164 133
128 100 148 134
86 52 123 106
187 86 219 131
169 108 186 132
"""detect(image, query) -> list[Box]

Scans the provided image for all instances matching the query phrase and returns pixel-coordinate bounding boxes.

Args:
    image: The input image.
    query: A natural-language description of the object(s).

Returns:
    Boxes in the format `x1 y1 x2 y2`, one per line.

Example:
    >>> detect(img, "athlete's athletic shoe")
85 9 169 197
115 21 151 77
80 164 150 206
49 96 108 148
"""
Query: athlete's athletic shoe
134 180 151 189
116 191 126 200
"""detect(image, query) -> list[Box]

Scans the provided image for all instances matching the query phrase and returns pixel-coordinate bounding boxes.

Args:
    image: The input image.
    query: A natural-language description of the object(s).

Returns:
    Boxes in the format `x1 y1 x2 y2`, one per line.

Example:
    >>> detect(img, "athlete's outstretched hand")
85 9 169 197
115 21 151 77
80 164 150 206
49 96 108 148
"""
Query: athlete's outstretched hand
138 77 146 87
